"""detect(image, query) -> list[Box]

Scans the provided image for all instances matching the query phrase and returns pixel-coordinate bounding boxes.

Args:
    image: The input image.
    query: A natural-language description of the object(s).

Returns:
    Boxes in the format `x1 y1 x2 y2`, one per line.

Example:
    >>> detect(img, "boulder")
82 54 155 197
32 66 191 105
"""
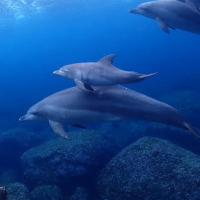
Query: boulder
7 182 30 200
21 130 118 191
31 185 62 200
98 137 200 200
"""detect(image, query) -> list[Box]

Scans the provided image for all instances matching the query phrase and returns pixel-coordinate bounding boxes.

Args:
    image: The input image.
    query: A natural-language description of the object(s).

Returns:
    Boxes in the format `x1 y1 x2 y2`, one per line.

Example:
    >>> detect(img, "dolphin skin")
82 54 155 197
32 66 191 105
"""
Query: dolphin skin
53 54 157 92
19 85 198 139
129 0 200 34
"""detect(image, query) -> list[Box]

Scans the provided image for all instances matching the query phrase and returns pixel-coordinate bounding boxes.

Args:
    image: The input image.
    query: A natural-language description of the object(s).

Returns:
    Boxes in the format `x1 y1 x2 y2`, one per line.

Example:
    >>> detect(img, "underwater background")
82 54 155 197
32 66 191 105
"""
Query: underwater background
0 0 200 199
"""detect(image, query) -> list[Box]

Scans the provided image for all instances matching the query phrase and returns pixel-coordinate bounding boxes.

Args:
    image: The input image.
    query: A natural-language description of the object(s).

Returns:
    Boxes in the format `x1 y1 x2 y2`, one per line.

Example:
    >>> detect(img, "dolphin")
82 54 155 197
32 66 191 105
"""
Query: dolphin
53 54 157 92
19 85 199 139
129 0 200 34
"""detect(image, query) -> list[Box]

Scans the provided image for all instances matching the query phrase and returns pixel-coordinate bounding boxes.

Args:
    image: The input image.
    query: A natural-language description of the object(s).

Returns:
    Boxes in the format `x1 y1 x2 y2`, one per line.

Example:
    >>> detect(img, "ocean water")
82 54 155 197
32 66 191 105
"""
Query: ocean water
0 0 200 199
0 0 200 127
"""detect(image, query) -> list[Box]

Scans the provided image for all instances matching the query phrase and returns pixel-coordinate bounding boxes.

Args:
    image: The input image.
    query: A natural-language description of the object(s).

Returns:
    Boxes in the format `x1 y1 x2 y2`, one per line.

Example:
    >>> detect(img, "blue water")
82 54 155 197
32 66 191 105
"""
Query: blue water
0 0 200 199
0 0 199 127
1 0 200 131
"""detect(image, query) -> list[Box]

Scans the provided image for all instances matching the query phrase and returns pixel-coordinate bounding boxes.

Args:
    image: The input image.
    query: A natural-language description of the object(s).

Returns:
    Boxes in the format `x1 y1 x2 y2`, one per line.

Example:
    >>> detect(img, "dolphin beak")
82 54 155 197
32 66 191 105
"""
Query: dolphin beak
19 114 34 121
53 70 65 77
129 9 138 13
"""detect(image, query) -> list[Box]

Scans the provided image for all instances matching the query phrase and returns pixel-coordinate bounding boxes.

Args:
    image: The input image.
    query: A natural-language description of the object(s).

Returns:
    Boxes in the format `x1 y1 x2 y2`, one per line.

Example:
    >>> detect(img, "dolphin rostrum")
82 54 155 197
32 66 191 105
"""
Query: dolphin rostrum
129 0 200 34
53 54 157 92
19 85 199 139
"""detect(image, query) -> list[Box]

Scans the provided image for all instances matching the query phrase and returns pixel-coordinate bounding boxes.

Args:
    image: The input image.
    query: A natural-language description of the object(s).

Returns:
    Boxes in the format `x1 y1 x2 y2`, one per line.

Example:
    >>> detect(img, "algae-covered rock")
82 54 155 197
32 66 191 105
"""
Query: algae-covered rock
21 130 118 190
31 185 62 200
7 182 30 200
98 137 200 200
0 128 43 168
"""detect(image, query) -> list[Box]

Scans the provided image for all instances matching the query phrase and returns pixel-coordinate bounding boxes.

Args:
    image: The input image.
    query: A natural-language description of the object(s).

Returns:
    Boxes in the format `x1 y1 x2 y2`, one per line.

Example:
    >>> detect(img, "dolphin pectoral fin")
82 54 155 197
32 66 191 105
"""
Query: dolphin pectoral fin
98 54 116 65
156 18 170 34
71 124 87 129
74 79 94 92
49 120 70 139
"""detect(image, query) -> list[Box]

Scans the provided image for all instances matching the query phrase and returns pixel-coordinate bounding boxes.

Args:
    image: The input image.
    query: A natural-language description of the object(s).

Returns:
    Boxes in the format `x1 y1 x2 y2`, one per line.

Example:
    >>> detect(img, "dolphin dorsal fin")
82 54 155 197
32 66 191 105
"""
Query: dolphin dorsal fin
98 54 116 65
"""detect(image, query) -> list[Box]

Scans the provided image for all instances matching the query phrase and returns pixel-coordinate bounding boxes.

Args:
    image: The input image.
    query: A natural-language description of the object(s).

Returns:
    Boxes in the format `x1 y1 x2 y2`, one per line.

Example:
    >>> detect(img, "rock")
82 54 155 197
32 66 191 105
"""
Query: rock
31 185 62 200
0 128 43 168
21 130 118 191
7 182 30 200
98 137 200 200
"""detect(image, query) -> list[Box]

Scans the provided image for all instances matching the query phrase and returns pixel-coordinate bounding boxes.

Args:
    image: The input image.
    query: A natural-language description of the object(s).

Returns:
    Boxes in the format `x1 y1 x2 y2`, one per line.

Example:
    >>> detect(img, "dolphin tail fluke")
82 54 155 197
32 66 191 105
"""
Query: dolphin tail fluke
183 122 200 139
140 72 158 79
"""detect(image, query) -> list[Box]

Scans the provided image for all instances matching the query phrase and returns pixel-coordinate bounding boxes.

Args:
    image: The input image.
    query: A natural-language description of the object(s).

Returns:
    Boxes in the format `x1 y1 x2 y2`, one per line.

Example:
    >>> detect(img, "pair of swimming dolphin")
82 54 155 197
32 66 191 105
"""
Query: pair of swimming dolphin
19 55 199 139
129 0 200 34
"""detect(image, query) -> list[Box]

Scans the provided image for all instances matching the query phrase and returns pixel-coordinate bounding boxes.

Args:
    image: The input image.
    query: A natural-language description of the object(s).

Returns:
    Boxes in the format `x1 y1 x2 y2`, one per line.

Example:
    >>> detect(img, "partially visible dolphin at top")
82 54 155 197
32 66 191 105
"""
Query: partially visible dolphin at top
129 0 200 34
19 85 199 139
53 54 157 92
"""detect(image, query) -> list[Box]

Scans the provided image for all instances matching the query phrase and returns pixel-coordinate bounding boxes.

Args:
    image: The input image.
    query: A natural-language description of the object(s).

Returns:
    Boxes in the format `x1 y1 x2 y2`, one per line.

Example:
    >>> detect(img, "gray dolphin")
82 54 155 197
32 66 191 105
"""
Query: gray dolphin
129 0 200 34
19 85 199 139
53 54 157 92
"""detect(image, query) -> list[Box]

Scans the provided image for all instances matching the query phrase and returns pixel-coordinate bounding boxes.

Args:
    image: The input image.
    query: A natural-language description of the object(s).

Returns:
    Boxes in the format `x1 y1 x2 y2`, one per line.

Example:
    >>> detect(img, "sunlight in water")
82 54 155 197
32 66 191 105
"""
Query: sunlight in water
0 0 142 28
0 0 139 20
